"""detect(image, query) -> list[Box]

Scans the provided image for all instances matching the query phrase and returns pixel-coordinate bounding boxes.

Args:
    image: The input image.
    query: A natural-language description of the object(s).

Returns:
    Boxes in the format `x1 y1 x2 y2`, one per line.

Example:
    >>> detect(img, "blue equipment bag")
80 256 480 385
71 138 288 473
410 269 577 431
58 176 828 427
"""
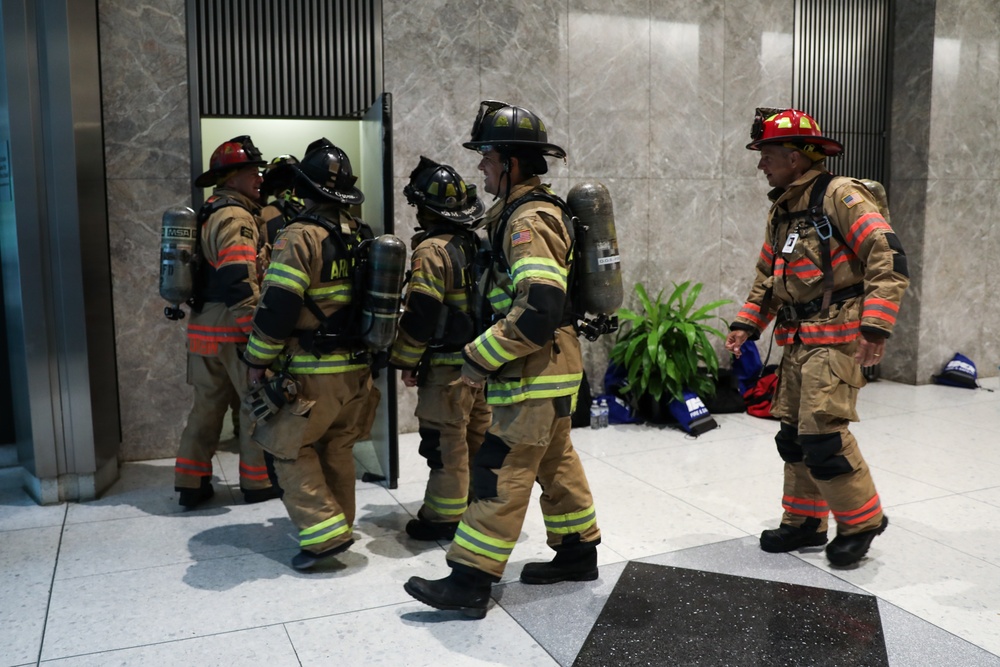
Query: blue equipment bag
667 390 718 436
932 353 978 389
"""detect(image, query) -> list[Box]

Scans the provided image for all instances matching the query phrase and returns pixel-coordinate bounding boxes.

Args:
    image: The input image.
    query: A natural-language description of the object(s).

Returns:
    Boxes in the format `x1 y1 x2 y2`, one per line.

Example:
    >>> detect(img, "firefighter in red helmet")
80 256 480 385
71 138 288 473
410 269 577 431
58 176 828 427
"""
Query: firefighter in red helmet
174 135 280 508
726 108 909 566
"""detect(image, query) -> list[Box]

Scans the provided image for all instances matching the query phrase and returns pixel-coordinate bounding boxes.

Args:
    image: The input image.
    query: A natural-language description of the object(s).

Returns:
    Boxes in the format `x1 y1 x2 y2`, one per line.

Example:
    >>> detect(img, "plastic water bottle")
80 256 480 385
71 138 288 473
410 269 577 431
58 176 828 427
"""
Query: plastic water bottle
599 398 609 428
590 399 601 429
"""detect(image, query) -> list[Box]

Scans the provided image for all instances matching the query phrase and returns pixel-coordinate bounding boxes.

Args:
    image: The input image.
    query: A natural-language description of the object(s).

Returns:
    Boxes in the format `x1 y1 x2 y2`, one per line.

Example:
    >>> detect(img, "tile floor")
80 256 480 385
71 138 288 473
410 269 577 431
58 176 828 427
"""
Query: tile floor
2 378 1000 666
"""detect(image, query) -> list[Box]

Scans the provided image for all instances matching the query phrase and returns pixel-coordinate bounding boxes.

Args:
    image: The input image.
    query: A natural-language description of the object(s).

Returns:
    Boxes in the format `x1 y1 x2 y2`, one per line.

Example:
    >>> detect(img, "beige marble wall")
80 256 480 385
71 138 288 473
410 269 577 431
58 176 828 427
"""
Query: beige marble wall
922 0 1000 384
99 0 996 459
885 0 1000 385
100 0 194 460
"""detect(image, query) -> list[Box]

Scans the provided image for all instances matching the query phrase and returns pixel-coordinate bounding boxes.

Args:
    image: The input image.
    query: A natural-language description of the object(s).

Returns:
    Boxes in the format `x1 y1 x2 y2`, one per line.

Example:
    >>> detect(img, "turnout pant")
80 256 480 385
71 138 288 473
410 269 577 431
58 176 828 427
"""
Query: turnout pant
175 343 271 492
414 365 491 524
262 368 379 555
446 395 600 580
771 341 883 536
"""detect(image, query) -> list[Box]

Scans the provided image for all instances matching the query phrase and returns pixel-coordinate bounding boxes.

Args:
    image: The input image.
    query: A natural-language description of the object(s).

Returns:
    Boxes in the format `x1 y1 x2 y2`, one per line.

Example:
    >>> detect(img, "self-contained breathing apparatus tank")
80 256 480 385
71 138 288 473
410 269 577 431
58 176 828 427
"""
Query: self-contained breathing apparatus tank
159 206 199 320
860 179 891 225
567 181 623 340
360 233 407 351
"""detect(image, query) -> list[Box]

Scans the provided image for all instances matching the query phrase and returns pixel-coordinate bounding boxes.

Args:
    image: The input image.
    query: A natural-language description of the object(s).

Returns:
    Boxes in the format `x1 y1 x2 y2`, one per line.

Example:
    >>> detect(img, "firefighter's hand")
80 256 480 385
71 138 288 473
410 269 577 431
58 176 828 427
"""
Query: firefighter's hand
248 367 267 387
400 369 418 388
855 335 886 368
725 330 750 357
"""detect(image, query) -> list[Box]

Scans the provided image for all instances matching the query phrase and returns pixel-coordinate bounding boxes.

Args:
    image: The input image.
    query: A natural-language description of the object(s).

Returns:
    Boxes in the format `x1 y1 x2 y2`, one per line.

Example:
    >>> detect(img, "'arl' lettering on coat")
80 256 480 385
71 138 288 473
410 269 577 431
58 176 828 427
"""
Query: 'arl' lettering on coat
329 259 349 280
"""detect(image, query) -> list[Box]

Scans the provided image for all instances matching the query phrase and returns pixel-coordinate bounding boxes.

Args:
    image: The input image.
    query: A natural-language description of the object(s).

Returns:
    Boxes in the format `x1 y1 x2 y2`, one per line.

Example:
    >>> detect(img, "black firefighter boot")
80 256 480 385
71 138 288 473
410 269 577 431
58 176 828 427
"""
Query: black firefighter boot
759 516 828 553
404 564 494 619
177 476 214 509
520 541 599 585
826 515 889 566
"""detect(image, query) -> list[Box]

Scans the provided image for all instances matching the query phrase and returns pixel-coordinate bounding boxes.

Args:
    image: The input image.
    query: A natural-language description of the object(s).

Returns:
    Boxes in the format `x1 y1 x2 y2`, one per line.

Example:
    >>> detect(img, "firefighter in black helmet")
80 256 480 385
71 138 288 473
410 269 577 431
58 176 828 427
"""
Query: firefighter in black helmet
243 138 382 571
391 156 491 542
404 103 601 619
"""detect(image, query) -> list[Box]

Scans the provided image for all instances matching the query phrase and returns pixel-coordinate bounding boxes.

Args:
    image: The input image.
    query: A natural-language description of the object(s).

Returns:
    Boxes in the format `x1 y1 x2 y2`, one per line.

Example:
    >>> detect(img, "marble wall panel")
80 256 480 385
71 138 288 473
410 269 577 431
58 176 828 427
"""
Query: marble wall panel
603 177 650 304
649 0 725 180
721 0 794 179
927 0 1000 180
646 178 722 301
107 177 193 461
479 0 570 183
889 0 935 182
568 0 651 179
382 0 483 184
98 0 191 180
718 176 773 321
919 178 995 383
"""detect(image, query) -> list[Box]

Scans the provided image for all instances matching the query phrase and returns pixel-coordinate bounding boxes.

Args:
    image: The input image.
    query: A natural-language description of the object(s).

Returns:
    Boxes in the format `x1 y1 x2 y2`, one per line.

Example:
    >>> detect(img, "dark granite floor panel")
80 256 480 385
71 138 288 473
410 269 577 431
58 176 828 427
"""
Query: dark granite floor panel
497 538 1000 666
572 561 886 667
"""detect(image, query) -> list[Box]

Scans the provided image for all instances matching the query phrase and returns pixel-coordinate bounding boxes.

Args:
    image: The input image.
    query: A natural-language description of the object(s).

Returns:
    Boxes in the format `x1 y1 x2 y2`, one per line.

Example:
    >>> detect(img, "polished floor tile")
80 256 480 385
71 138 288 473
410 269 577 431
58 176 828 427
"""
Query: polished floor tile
1 380 999 666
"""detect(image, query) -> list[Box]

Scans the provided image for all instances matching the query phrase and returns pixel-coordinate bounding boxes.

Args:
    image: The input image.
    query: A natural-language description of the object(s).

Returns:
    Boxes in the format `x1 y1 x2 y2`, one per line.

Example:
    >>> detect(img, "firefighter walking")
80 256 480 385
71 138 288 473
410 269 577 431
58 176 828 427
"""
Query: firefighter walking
243 138 383 571
390 157 491 541
725 108 909 566
405 103 600 618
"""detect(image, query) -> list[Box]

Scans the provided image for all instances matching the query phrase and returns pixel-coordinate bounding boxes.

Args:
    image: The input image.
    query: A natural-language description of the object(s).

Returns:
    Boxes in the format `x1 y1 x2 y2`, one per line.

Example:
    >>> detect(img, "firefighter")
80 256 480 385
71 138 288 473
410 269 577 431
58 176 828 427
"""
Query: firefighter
404 102 600 618
175 135 280 508
725 108 909 566
390 156 491 541
243 138 380 571
257 154 303 279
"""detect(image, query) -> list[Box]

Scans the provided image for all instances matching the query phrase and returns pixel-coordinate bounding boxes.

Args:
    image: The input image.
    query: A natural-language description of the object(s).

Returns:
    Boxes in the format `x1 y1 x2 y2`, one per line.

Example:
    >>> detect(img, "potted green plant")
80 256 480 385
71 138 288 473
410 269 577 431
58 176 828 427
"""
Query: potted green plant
609 281 730 423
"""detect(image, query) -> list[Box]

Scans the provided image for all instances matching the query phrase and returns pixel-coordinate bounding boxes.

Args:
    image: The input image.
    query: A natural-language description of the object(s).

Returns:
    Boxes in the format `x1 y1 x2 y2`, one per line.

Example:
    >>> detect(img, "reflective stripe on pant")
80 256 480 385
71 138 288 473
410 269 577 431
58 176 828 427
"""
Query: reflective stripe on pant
174 343 271 491
446 396 600 579
414 365 490 523
771 341 882 536
273 368 377 553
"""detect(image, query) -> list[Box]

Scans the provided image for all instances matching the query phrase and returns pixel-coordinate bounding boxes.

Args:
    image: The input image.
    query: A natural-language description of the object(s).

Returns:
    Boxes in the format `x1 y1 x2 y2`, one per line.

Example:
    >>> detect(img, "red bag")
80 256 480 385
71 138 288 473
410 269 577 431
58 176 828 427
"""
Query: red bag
742 366 778 419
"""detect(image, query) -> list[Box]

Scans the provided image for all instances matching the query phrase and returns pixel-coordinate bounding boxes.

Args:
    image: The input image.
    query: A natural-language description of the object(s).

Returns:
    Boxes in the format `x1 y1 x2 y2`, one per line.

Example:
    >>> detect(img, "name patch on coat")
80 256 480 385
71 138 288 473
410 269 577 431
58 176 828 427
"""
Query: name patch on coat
511 229 532 246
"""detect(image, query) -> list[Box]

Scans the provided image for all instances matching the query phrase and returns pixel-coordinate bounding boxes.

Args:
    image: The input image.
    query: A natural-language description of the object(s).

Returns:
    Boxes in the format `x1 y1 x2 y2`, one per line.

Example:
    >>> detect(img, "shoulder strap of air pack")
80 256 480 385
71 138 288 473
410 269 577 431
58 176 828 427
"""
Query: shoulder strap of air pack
197 194 250 224
759 172 837 321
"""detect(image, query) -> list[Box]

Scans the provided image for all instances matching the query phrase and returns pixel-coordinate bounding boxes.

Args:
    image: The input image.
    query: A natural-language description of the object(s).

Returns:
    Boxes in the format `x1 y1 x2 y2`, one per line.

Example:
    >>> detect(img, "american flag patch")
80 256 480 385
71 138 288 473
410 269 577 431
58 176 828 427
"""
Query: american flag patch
511 229 532 246
273 237 287 251
411 257 422 272
842 192 865 208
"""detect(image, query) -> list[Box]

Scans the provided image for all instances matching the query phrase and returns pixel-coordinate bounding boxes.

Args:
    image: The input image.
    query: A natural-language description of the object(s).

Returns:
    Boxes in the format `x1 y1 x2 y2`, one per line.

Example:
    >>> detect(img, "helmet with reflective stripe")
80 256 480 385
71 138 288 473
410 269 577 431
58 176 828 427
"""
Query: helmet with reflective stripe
403 156 484 225
746 108 843 157
194 135 267 187
462 100 566 160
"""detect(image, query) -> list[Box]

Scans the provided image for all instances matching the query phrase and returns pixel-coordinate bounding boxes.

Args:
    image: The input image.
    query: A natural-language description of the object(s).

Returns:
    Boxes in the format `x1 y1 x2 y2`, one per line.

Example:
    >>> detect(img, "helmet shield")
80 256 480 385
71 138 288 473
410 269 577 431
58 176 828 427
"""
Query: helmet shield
403 156 484 225
292 138 365 205
195 135 268 187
